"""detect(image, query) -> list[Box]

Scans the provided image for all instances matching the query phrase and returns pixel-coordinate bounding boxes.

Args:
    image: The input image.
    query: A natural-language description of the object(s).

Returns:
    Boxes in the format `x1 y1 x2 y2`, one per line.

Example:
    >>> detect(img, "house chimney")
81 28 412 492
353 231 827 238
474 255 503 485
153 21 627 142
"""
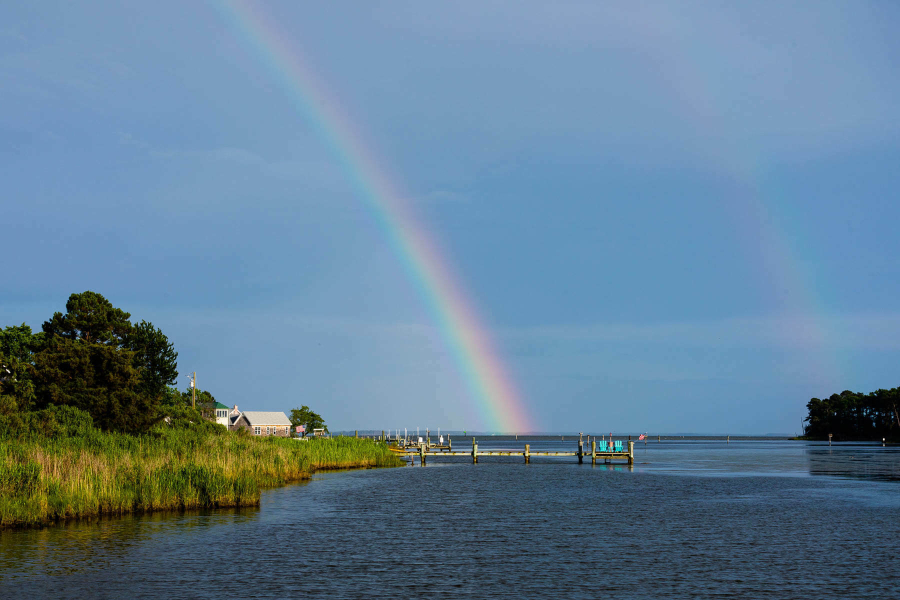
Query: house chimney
232 404 239 414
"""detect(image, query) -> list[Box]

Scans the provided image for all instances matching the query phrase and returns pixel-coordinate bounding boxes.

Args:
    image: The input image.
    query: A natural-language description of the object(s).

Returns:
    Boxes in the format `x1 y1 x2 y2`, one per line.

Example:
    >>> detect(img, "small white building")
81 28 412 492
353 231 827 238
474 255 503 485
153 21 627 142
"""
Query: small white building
211 401 232 428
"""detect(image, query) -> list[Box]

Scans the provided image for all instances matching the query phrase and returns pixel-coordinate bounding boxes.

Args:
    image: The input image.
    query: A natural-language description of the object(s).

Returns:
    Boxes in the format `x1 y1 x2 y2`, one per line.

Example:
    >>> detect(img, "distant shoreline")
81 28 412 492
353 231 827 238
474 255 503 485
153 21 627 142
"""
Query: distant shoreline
791 435 898 443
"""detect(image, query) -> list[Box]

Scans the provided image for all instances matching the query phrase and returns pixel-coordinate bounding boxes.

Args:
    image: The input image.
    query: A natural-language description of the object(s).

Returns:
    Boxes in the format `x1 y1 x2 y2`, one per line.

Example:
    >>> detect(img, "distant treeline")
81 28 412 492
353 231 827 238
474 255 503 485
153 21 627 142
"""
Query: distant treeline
804 388 900 440
1 291 217 435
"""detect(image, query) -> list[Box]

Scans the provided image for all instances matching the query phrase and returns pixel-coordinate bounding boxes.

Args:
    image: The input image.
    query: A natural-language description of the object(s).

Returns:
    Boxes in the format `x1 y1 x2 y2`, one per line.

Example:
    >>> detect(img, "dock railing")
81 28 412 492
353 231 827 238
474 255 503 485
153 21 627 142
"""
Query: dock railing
398 437 634 466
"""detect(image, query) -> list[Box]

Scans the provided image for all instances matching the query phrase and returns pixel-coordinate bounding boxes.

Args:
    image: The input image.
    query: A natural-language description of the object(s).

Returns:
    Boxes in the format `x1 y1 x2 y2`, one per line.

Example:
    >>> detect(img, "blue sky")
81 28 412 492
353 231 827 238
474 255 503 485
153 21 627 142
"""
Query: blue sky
3 1 899 434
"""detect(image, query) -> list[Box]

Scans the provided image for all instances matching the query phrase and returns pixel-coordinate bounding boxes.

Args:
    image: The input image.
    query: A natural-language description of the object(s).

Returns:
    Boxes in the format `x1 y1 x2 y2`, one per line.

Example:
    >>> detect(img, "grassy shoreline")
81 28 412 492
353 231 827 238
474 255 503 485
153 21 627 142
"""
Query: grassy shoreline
0 428 403 528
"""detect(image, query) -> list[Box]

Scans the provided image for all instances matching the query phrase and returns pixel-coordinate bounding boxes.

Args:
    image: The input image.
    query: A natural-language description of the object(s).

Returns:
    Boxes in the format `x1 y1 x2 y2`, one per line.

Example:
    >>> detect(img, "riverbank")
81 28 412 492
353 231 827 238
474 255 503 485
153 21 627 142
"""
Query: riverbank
0 425 403 528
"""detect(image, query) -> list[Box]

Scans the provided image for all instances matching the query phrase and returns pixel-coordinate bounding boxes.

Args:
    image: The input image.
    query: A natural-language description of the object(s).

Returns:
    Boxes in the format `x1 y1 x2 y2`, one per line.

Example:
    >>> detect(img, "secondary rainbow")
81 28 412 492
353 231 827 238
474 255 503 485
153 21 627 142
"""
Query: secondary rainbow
215 0 532 433
662 51 845 391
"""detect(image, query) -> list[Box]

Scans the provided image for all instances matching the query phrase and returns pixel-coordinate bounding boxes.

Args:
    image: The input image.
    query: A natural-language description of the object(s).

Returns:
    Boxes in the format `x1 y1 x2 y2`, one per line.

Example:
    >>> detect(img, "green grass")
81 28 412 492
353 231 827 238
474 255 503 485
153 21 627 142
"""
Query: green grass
0 428 403 528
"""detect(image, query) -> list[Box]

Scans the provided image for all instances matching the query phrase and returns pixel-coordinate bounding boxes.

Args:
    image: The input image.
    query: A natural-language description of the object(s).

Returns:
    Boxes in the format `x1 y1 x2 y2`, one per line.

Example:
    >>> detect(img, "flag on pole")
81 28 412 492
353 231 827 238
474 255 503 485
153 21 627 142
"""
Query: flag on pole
638 434 645 440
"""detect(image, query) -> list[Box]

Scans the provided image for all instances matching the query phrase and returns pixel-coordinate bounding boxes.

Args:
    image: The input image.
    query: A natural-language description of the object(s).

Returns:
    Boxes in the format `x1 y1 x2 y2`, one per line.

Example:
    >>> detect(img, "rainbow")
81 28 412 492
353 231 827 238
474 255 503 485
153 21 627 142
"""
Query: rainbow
215 0 532 433
663 61 844 392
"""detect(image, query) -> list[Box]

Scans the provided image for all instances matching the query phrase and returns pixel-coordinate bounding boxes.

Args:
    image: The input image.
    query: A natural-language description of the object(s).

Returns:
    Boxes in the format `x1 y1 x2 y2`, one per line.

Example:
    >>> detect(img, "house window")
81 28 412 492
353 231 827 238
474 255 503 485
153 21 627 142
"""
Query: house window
254 426 261 435
266 426 272 435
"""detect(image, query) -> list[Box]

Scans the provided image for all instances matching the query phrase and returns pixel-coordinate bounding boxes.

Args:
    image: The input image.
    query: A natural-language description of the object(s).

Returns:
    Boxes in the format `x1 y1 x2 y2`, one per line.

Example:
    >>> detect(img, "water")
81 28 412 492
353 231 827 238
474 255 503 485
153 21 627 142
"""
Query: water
2 440 898 598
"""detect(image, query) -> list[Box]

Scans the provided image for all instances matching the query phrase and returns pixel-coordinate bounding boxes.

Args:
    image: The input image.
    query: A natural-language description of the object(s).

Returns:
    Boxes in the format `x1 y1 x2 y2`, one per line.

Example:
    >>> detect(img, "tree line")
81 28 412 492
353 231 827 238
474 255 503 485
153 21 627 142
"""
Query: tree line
804 388 900 440
0 291 327 436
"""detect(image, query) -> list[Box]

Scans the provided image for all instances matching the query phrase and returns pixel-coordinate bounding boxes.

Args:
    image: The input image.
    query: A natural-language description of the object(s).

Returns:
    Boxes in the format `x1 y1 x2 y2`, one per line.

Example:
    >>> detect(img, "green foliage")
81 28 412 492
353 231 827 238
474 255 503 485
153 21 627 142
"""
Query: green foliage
163 403 225 434
161 385 183 406
289 405 328 436
42 291 131 345
126 320 178 397
0 323 45 362
33 335 155 433
804 387 900 440
178 387 218 420
0 404 95 441
31 292 170 433
0 395 24 438
0 324 44 410
27 405 96 438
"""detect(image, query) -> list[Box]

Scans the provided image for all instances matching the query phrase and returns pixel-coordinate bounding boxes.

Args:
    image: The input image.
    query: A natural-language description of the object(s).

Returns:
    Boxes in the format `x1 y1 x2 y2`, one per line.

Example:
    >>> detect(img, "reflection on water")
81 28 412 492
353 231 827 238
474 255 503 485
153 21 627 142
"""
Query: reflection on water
805 443 900 481
0 507 262 581
1 442 898 598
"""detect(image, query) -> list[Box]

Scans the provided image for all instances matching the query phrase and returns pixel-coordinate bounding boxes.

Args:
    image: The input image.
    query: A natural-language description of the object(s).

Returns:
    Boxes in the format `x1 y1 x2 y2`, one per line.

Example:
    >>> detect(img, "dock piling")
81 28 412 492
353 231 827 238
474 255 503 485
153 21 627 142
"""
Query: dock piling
472 439 478 464
591 440 597 465
524 444 530 464
628 440 634 465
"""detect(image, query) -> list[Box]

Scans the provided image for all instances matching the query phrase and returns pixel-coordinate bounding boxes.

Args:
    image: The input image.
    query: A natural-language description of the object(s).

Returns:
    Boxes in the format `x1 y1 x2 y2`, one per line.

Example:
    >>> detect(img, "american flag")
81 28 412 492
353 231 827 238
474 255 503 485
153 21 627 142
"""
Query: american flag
638 433 645 440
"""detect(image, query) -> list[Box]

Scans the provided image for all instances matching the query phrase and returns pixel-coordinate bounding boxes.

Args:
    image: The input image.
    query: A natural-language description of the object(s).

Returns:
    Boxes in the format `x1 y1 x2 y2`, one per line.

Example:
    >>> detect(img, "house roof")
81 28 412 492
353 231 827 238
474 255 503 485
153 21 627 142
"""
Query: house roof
241 411 291 426
212 401 230 410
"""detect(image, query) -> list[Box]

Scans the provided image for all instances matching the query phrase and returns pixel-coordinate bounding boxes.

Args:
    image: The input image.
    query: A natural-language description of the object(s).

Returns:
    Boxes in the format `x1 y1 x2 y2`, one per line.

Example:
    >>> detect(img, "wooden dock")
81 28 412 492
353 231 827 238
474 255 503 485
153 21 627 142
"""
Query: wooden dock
393 437 635 465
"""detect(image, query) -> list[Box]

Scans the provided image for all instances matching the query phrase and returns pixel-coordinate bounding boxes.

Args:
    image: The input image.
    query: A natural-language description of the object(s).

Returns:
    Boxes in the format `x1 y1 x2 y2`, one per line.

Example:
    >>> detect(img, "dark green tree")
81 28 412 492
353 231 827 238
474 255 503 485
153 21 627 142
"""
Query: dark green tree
0 324 44 411
0 323 45 362
289 405 327 437
42 291 131 345
804 386 900 440
33 292 162 433
126 320 178 398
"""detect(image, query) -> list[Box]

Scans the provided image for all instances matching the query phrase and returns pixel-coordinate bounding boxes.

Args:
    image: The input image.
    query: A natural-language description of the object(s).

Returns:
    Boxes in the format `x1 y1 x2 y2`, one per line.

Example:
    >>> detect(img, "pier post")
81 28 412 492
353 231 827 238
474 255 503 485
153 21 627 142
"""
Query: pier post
578 439 583 464
524 444 530 464
448 436 452 450
472 439 478 464
628 440 634 465
420 444 426 465
591 441 596 465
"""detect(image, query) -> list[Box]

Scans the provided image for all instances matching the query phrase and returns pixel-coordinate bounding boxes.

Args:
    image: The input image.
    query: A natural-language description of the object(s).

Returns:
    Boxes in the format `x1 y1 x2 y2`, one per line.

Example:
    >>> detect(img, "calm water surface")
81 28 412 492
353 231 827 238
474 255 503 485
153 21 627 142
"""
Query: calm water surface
1 440 898 598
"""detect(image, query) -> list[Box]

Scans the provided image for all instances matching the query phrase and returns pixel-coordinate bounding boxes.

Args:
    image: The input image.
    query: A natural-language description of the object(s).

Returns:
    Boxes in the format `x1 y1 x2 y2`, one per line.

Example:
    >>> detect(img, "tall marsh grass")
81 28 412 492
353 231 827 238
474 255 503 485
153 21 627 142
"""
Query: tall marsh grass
0 426 403 527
